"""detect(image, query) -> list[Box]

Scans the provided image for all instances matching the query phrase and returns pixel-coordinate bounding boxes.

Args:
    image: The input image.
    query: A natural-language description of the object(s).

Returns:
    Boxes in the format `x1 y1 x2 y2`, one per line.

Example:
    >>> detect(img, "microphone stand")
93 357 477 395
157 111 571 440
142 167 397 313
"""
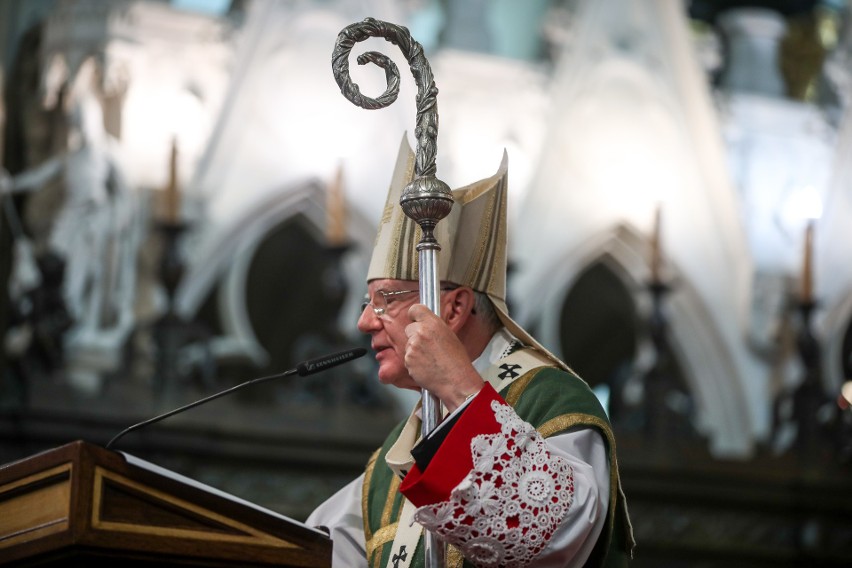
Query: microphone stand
106 368 297 450
106 347 366 450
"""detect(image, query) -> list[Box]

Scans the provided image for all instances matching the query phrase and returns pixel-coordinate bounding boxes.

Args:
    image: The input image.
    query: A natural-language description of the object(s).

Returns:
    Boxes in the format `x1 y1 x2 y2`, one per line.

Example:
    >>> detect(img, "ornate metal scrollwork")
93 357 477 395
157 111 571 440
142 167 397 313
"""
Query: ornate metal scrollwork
331 17 453 246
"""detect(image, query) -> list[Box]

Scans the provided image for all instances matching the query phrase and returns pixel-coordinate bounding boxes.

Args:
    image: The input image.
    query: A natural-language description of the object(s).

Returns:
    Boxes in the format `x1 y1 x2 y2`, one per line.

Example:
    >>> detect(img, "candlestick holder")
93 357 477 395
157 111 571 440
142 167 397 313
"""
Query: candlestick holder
153 220 188 397
791 298 827 462
640 276 703 454
643 278 672 444
157 221 188 311
152 220 214 399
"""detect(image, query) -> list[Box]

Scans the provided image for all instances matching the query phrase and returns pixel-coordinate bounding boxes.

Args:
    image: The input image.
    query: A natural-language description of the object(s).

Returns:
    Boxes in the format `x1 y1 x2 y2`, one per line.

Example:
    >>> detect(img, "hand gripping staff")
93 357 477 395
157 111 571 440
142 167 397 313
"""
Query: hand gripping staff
332 18 453 568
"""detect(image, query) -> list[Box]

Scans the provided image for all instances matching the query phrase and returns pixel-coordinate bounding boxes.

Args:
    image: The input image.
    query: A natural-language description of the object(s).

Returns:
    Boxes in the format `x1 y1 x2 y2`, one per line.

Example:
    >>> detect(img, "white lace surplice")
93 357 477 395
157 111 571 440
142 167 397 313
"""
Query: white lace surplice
306 418 608 568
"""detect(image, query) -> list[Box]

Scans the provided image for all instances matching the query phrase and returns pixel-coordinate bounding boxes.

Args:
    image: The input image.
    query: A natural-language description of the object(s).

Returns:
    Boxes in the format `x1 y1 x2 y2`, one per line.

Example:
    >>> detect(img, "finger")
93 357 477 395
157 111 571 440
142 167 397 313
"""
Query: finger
405 321 418 339
408 303 435 321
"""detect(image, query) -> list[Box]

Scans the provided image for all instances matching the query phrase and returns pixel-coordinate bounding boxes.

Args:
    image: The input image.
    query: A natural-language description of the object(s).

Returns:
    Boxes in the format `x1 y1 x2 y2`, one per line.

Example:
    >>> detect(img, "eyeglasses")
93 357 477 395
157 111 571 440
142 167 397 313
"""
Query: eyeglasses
361 287 457 317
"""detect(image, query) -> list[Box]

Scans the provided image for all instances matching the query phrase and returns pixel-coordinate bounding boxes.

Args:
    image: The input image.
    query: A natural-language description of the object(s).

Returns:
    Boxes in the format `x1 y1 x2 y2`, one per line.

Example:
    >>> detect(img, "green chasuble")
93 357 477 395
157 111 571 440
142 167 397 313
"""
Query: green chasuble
362 362 634 567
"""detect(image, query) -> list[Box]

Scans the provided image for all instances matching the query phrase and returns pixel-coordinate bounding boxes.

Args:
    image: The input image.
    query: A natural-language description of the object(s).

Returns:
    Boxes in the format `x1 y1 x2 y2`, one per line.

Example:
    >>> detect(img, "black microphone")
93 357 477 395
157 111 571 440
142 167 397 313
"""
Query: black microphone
105 347 367 450
297 347 366 376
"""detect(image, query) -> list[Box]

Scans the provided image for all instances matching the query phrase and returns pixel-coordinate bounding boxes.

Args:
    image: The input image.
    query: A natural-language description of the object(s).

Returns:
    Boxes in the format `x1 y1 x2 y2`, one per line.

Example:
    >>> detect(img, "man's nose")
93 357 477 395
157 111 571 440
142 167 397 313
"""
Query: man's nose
357 306 381 333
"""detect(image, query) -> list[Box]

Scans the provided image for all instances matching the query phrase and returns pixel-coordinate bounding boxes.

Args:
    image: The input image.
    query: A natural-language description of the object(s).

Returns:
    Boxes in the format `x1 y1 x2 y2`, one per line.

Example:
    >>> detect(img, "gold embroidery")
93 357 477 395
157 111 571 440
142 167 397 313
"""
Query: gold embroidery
368 543 379 568
378 202 395 235
362 449 381 543
481 178 504 292
385 152 416 277
536 412 622 555
404 221 420 279
482 189 500 292
387 212 404 278
538 413 611 439
370 477 403 565
502 369 538 406
366 522 399 566
490 179 507 294
464 187 497 291
447 544 464 567
405 153 415 185
382 475 401 527
402 160 417 279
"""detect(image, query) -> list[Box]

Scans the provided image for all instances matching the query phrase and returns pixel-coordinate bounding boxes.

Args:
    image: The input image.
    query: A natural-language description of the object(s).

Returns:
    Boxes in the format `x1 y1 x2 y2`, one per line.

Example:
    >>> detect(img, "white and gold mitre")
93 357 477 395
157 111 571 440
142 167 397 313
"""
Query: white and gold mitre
367 135 569 371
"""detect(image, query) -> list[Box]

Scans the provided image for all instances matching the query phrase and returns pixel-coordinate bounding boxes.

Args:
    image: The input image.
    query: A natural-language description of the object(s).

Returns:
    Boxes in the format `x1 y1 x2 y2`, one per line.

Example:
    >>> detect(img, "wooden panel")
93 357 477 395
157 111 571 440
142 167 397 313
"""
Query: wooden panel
92 467 298 548
0 464 71 549
0 441 332 567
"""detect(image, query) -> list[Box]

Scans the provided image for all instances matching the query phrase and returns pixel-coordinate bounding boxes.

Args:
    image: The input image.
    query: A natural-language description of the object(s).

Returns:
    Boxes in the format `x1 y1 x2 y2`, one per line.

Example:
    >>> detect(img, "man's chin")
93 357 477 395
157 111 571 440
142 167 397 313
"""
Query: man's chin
376 364 415 389
376 365 401 386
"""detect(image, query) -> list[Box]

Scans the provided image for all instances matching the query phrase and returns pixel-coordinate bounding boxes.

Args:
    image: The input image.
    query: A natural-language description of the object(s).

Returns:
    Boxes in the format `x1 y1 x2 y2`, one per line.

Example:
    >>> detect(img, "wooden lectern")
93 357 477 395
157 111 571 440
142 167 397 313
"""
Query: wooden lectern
0 440 332 566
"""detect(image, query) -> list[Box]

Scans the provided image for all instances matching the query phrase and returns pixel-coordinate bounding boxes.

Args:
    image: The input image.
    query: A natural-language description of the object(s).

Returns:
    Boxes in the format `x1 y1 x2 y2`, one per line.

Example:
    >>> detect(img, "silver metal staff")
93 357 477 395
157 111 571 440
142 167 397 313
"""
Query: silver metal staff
332 17 452 568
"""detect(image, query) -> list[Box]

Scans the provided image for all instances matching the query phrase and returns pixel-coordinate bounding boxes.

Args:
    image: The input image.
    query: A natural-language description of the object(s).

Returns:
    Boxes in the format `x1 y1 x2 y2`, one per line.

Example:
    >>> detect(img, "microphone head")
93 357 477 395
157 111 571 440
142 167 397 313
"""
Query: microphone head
296 347 367 376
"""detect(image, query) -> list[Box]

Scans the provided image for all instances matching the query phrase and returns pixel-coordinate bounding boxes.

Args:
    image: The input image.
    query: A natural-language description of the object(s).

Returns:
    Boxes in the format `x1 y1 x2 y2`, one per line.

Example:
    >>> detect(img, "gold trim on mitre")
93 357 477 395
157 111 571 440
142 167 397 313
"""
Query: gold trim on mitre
447 152 509 303
449 155 570 371
367 136 569 371
367 134 458 282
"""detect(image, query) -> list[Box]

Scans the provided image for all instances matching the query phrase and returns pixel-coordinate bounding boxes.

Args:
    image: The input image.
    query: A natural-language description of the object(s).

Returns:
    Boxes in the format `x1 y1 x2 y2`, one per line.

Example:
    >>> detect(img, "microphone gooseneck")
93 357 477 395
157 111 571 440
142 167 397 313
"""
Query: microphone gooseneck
105 347 367 450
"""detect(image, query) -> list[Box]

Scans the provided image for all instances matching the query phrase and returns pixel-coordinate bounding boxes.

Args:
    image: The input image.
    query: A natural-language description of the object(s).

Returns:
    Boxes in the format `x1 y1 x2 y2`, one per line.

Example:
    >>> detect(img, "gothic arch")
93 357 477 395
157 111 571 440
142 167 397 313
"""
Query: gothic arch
556 258 640 390
528 222 752 455
175 179 376 368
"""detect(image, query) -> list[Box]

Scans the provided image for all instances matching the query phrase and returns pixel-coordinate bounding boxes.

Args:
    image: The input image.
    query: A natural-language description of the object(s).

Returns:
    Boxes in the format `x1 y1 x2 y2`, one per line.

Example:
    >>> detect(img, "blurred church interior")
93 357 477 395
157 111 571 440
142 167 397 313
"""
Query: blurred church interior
1 0 851 564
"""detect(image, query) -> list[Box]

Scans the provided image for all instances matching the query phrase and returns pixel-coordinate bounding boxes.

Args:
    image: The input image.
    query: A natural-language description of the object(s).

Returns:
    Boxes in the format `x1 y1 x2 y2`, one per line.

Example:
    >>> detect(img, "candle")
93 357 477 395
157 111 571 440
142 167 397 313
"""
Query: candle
163 138 180 223
800 220 815 303
650 204 663 283
326 163 347 246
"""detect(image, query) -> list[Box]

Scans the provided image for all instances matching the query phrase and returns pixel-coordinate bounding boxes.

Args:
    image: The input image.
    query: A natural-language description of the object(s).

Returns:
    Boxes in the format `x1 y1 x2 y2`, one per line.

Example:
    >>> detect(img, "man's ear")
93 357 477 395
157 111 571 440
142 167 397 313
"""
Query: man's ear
442 287 476 332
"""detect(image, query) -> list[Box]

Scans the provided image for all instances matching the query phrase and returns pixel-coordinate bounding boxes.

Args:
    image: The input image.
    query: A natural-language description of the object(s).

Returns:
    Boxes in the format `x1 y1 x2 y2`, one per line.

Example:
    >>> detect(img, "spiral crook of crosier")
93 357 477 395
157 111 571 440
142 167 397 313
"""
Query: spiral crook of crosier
331 17 441 180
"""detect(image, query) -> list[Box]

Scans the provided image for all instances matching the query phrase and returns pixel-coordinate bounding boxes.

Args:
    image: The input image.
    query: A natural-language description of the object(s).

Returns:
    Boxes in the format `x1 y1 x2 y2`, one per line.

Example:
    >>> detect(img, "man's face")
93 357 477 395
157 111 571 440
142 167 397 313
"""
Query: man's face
357 279 422 391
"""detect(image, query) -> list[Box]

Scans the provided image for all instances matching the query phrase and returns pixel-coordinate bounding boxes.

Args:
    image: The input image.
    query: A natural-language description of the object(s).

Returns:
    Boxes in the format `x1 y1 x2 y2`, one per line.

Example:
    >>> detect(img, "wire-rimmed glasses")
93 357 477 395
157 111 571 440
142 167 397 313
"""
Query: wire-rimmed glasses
361 287 457 317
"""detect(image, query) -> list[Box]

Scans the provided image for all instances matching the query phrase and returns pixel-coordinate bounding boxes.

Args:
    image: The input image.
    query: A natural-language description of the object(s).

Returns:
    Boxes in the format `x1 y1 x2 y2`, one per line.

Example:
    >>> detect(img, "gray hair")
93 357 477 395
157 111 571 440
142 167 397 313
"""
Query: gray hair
441 283 502 333
474 291 502 333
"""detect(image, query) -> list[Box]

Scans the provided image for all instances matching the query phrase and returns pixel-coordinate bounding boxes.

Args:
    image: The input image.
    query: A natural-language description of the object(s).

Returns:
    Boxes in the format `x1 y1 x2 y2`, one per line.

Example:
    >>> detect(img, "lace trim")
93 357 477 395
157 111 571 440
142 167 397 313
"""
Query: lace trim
413 401 574 567
500 338 523 359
